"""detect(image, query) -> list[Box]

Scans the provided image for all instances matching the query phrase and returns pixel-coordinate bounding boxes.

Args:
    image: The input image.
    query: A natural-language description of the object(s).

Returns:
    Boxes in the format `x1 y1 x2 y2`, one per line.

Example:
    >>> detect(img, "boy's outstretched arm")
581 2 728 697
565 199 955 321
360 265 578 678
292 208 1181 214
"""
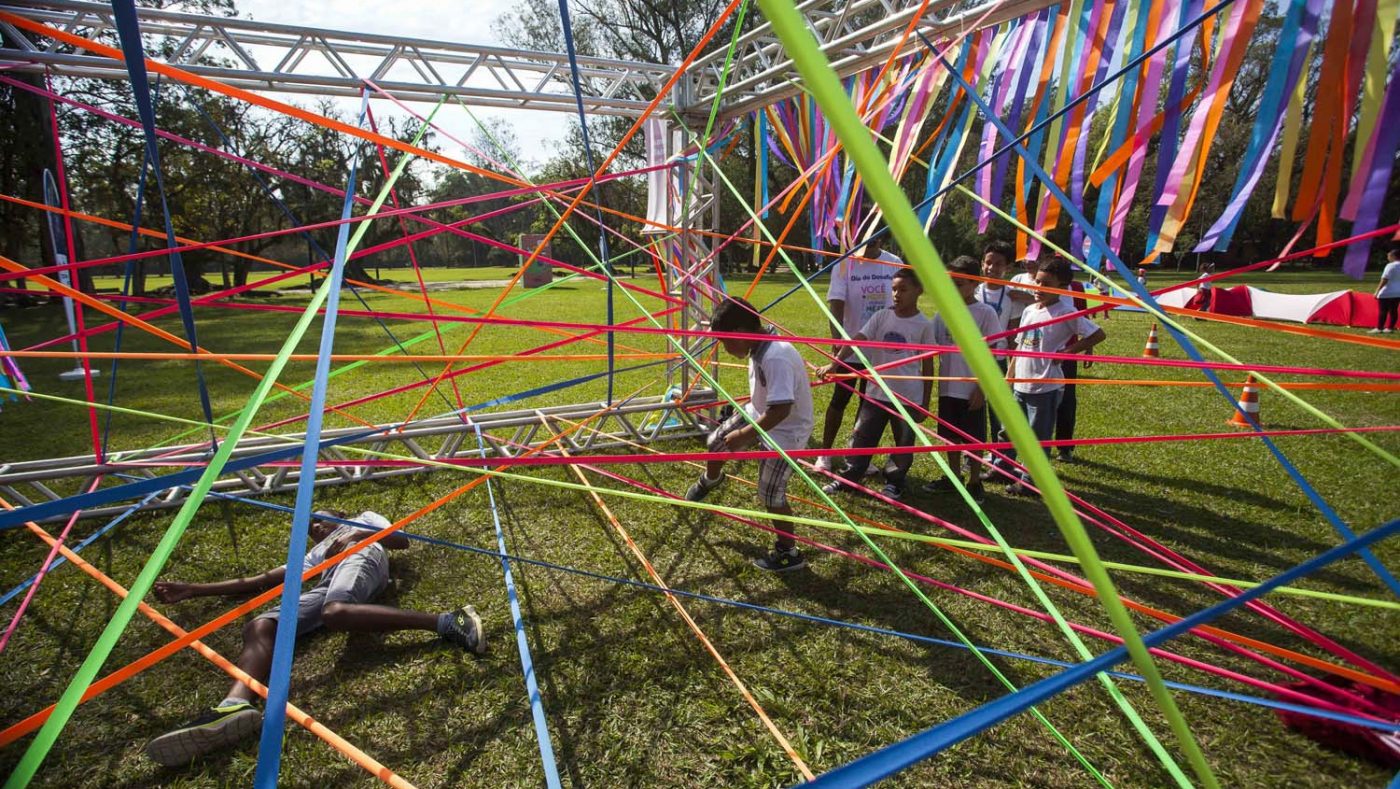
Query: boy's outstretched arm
152 567 288 603
1065 327 1106 355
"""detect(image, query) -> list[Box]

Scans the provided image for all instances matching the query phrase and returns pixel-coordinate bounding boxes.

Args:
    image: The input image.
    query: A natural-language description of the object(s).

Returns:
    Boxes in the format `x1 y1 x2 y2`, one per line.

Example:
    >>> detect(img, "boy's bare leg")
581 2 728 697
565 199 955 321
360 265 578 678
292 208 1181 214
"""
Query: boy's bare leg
768 503 797 551
223 604 440 701
226 619 277 703
705 459 726 480
320 602 439 632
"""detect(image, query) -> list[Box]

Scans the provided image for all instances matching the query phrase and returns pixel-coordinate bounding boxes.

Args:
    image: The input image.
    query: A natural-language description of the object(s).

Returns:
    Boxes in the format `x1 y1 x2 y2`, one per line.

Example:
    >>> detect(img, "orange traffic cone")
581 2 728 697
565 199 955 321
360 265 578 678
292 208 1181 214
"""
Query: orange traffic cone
1142 324 1160 358
1228 375 1262 428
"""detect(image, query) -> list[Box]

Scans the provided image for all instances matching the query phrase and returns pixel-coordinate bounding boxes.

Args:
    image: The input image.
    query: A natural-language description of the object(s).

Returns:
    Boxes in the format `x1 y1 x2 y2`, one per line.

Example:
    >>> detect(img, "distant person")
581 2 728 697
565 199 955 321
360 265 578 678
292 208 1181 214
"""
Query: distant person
923 256 1001 503
817 231 899 471
686 297 815 571
1191 261 1217 314
1000 259 1106 495
972 240 1017 467
1136 267 1147 289
146 510 485 766
1054 262 1089 461
1371 247 1400 334
1007 257 1039 327
818 267 933 501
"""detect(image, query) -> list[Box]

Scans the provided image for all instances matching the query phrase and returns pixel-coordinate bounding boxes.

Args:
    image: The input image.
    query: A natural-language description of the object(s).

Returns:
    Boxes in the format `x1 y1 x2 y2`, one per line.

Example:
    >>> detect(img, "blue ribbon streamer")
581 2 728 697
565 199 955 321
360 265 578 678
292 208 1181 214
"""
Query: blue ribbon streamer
183 97 458 415
474 426 562 787
100 79 158 456
252 92 368 788
555 0 616 403
110 0 218 446
803 518 1400 787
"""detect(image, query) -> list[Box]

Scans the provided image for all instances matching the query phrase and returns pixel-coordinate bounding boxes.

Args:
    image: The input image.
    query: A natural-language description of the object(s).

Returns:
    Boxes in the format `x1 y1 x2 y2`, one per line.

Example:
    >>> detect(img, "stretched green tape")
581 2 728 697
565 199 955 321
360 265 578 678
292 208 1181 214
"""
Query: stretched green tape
749 0 1220 785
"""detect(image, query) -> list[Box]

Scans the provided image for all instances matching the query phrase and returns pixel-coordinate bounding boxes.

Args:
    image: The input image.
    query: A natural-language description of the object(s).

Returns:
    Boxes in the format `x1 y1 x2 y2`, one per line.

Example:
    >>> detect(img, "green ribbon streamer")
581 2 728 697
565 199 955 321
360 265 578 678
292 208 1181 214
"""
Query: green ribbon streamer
748 1 1221 786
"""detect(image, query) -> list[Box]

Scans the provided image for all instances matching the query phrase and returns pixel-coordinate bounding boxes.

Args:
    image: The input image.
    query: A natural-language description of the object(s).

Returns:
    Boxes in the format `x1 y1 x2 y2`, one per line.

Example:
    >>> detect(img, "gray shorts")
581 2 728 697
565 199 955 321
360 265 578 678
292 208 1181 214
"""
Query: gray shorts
256 550 389 636
708 412 797 510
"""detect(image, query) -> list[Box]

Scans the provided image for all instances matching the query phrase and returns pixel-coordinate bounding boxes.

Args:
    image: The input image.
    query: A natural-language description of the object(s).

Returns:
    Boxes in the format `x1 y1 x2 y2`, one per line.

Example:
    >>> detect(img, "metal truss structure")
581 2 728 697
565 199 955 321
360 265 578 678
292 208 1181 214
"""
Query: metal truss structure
0 0 1041 520
0 0 673 114
0 392 712 523
682 0 1061 121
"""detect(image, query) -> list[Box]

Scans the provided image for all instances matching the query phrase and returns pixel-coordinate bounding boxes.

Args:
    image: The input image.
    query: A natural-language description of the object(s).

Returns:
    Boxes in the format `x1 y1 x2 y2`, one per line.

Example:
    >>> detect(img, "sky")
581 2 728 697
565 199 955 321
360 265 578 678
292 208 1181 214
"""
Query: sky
235 0 574 173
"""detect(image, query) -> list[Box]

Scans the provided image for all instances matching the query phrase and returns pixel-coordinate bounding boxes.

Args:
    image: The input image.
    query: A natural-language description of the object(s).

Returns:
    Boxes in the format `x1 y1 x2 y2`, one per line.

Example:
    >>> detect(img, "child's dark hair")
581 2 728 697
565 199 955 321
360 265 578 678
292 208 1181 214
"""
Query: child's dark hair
947 255 980 277
1389 247 1400 258
983 240 1014 264
709 296 763 334
1038 257 1074 285
893 266 922 290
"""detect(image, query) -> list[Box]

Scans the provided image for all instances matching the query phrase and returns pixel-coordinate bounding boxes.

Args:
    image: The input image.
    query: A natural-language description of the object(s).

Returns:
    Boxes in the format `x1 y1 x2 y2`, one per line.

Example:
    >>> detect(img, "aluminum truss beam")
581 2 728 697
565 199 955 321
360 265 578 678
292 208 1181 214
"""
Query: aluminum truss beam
681 0 1062 122
0 0 673 115
0 393 710 524
2 0 1055 120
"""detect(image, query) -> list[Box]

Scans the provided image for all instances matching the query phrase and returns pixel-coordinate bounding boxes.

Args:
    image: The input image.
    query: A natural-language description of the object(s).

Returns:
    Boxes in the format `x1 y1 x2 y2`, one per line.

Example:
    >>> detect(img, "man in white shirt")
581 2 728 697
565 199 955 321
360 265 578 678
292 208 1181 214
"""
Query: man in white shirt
817 232 899 470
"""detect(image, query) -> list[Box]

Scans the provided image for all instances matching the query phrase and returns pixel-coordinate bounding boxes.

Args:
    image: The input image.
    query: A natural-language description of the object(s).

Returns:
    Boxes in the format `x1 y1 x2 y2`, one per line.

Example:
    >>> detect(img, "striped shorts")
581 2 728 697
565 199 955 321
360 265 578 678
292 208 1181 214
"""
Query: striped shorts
708 413 797 509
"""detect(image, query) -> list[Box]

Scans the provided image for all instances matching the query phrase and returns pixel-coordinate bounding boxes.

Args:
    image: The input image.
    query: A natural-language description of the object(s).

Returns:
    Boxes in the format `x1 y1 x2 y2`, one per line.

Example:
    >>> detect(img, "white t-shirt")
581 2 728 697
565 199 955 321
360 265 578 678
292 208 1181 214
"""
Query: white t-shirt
972 283 1016 346
1012 302 1100 395
290 511 391 582
1008 271 1076 310
828 249 899 338
931 302 1001 400
746 334 814 451
856 308 935 406
1379 261 1400 298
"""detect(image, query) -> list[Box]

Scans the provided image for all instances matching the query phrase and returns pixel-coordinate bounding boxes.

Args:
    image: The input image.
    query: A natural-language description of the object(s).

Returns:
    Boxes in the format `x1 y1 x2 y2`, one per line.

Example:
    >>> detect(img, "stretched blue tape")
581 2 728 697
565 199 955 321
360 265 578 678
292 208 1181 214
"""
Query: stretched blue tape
803 518 1400 787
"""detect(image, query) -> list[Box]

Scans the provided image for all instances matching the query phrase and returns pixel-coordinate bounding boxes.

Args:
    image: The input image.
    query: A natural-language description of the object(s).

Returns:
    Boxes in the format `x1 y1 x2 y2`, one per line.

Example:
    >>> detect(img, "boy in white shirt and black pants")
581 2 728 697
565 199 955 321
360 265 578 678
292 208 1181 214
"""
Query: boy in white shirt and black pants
972 241 1018 466
924 256 1003 503
1003 258 1106 496
818 268 933 500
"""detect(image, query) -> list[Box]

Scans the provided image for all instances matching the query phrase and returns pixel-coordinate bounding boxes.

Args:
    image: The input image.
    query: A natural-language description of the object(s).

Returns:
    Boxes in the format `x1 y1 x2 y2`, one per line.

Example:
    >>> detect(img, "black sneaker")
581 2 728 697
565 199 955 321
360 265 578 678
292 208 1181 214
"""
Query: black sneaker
1057 450 1076 463
686 474 724 502
968 483 986 504
146 701 262 766
820 479 848 495
441 604 487 654
1004 482 1037 497
921 478 959 494
753 547 807 572
880 483 903 501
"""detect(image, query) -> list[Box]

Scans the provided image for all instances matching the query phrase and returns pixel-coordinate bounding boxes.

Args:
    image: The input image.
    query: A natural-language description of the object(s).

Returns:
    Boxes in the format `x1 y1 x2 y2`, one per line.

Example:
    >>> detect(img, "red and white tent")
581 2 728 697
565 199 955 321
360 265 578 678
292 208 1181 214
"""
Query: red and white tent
1156 285 1378 328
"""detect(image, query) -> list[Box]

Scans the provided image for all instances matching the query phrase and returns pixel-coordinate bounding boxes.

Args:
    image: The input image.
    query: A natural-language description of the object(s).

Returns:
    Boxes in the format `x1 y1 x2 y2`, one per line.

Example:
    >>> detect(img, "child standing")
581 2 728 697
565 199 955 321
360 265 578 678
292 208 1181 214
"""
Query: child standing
923 256 1001 503
973 240 1017 465
817 232 899 471
1003 258 1106 495
818 268 933 500
685 297 815 572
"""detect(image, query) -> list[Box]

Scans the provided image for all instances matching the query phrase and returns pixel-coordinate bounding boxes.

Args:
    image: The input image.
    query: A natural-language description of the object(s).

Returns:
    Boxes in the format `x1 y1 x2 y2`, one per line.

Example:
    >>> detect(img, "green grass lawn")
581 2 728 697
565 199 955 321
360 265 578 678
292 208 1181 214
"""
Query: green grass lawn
0 265 1396 787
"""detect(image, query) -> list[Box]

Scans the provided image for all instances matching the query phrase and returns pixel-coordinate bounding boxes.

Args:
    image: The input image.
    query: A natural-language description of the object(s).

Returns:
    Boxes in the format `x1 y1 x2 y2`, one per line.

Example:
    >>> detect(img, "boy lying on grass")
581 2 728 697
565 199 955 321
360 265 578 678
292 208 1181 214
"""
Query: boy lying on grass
145 509 485 767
